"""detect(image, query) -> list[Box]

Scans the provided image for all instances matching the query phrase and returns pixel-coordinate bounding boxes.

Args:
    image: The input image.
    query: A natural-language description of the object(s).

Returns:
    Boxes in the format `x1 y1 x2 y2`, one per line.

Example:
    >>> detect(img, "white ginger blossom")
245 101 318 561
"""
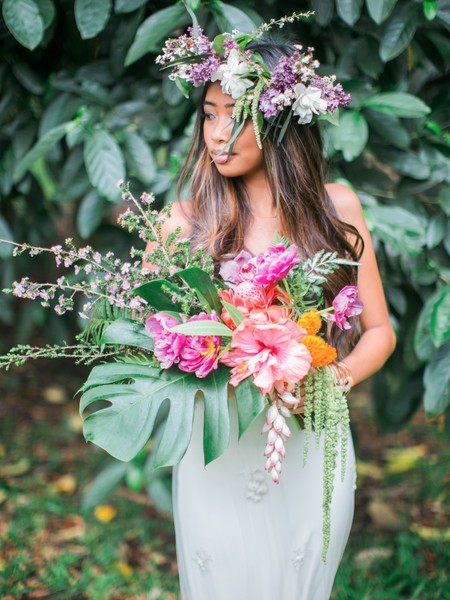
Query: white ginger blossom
211 49 254 99
292 83 328 124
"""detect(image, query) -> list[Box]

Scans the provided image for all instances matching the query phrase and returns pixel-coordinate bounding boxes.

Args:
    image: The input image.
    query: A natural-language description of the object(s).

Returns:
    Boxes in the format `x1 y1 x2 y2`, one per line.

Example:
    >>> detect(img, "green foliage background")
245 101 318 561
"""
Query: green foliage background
0 0 449 425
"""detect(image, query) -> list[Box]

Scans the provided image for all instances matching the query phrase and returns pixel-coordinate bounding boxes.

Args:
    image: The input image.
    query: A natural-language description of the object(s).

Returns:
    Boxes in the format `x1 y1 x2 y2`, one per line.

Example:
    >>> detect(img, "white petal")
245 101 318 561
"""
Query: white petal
273 415 284 433
266 404 278 424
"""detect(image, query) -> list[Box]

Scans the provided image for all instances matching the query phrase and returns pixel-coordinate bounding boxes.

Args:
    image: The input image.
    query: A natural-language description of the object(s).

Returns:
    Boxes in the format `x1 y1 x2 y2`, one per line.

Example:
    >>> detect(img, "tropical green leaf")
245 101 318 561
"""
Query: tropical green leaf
362 93 431 118
438 187 450 216
74 0 112 40
10 125 35 161
84 129 125 201
423 0 438 21
221 300 244 327
2 0 43 50
175 77 192 99
0 218 14 258
0 149 14 197
331 111 369 161
365 0 397 24
125 4 191 65
355 39 385 78
414 291 441 360
77 190 104 239
196 367 231 466
80 363 235 467
436 0 450 28
171 320 233 337
380 4 420 61
233 378 265 439
336 0 363 25
318 110 340 127
423 344 450 415
31 157 56 200
365 110 410 149
12 63 45 95
213 3 256 33
418 146 450 185
177 267 223 315
430 286 450 347
184 0 202 10
114 0 147 13
34 0 55 28
314 0 334 26
81 363 153 390
134 280 182 312
146 477 173 513
101 319 155 351
81 460 128 510
13 122 71 182
426 213 447 249
80 370 193 464
365 205 425 255
123 131 157 185
373 148 430 180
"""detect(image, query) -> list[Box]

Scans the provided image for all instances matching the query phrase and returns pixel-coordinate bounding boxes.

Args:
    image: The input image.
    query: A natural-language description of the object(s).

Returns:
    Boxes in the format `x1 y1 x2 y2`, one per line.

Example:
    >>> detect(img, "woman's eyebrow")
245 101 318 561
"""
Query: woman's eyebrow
203 99 235 108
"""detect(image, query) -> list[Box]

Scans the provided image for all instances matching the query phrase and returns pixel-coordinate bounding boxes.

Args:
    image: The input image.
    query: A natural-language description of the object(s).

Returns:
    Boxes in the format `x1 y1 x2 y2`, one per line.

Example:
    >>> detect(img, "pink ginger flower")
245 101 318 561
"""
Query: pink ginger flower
145 312 185 369
250 244 300 285
178 312 222 378
220 311 312 395
327 285 363 330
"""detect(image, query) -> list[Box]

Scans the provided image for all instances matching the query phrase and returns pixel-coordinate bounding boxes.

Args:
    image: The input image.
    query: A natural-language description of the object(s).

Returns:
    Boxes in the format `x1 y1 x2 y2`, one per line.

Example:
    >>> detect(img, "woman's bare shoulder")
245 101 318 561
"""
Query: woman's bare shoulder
162 200 193 237
325 182 363 227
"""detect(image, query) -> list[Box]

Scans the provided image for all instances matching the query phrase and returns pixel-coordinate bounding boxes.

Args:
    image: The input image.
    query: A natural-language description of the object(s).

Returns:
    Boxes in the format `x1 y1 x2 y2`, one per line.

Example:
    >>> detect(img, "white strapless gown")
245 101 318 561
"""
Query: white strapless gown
172 396 356 600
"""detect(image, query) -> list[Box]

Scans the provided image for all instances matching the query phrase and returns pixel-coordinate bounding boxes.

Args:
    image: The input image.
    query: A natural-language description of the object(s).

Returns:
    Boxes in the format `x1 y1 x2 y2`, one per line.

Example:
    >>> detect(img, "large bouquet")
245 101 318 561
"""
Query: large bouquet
0 186 362 559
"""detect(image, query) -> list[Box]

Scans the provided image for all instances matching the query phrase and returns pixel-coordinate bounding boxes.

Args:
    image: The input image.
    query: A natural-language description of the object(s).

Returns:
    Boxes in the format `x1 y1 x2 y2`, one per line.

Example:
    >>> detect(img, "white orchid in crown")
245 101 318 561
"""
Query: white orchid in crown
292 83 328 124
211 49 254 99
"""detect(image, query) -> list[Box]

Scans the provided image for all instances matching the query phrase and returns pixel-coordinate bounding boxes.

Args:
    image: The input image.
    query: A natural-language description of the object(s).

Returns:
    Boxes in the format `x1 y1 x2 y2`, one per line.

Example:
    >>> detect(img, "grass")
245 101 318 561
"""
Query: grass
1 362 449 599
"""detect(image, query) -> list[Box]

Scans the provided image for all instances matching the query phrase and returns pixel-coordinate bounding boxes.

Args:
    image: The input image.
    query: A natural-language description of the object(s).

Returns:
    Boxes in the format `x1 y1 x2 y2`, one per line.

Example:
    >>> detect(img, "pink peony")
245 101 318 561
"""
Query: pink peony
220 311 312 395
145 312 186 369
250 244 300 285
178 312 222 378
327 285 363 330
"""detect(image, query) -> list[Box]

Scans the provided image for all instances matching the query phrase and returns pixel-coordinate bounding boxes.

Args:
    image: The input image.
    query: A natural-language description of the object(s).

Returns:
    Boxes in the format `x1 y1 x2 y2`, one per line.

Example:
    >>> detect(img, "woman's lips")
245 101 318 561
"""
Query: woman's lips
212 150 235 164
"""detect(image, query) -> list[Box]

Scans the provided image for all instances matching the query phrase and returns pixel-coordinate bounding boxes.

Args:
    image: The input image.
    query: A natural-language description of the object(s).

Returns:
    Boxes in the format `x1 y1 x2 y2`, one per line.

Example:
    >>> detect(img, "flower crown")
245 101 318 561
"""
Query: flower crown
156 11 351 148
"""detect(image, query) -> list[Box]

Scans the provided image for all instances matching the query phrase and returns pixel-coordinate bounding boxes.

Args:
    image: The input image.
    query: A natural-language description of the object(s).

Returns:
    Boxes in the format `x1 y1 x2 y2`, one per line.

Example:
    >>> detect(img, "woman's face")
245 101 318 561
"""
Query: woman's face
202 82 264 181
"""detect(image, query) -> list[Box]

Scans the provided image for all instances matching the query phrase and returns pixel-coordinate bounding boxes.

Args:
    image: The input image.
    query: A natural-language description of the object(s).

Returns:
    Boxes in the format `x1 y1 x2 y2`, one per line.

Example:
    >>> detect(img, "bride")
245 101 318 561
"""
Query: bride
145 26 396 600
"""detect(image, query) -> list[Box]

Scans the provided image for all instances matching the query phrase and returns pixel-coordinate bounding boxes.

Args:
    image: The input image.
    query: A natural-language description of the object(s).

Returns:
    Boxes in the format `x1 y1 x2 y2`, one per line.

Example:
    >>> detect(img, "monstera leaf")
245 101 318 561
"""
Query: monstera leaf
79 362 264 467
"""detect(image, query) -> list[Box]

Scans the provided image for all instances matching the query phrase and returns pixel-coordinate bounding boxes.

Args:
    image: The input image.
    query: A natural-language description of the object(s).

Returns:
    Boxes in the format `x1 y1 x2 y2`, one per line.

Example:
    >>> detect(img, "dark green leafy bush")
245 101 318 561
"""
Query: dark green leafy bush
0 0 449 422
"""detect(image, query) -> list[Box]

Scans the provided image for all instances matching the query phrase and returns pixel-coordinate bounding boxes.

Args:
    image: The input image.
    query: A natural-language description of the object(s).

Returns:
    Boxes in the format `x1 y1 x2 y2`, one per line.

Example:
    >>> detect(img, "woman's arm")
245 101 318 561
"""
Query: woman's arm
326 183 397 387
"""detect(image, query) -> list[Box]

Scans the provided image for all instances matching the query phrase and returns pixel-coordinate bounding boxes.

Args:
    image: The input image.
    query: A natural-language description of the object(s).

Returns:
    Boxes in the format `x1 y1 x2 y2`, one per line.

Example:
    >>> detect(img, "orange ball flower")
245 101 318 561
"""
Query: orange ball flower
301 335 337 367
297 310 322 336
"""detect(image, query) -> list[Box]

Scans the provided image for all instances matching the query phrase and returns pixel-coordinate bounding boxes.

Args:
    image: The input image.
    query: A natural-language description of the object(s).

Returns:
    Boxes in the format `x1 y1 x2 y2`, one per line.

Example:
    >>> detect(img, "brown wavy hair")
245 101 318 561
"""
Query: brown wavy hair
176 38 364 354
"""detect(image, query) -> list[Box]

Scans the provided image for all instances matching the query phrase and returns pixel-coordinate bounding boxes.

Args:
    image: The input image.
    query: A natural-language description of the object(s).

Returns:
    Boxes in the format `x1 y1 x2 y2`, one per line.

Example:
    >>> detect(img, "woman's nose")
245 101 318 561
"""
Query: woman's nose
211 117 233 143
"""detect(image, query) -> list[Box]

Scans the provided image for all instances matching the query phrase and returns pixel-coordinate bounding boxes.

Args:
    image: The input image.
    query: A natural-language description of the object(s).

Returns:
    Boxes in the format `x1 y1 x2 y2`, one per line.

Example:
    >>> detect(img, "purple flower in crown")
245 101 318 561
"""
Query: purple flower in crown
259 87 281 119
270 53 299 90
188 55 221 85
251 244 300 285
258 53 300 119
311 76 351 112
327 285 363 330
222 36 239 56
145 312 186 369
